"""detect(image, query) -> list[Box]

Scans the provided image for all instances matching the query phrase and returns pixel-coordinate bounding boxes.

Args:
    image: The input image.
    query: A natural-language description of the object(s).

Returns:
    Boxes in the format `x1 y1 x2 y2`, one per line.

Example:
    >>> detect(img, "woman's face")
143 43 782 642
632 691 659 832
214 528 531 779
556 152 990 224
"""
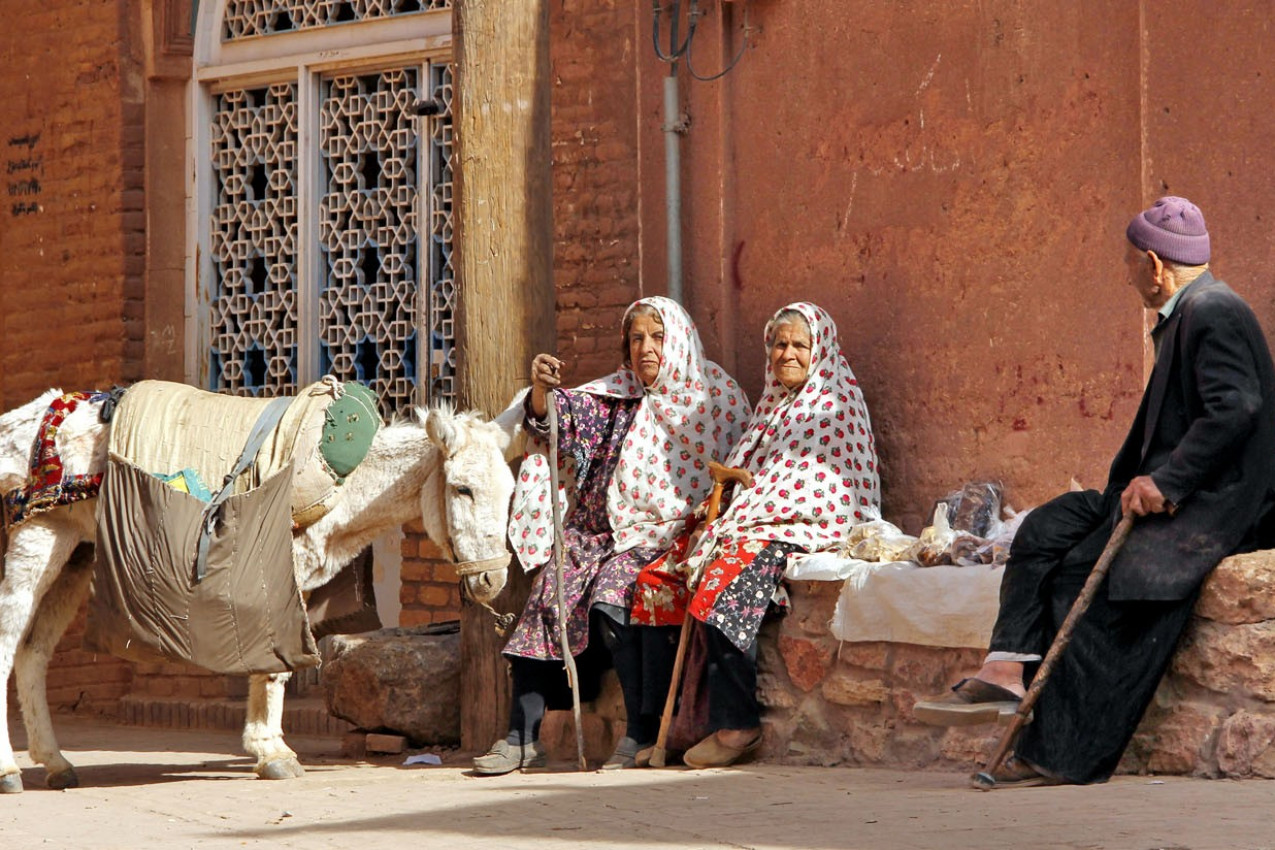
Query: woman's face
628 312 665 387
770 321 813 390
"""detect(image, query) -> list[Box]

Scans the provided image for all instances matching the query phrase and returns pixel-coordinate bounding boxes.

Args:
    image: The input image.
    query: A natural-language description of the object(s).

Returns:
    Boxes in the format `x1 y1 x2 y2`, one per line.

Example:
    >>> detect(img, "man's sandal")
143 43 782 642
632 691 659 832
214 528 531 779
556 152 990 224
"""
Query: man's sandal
913 678 1026 727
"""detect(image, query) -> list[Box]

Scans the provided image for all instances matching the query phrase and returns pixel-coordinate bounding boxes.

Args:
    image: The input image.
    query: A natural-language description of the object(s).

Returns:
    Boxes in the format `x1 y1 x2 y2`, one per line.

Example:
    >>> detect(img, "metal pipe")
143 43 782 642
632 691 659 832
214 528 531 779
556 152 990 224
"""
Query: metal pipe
663 70 684 303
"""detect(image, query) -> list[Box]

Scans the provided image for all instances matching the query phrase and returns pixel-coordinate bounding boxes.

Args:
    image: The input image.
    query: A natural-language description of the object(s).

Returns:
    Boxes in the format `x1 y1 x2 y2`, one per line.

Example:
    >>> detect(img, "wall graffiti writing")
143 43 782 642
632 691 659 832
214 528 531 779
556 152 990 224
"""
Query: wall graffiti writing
7 131 42 217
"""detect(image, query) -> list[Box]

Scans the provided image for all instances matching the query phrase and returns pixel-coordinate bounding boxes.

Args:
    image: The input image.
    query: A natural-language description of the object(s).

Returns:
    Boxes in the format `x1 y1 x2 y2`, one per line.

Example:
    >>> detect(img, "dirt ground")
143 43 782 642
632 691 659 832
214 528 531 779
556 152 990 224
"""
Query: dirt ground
2 716 1273 850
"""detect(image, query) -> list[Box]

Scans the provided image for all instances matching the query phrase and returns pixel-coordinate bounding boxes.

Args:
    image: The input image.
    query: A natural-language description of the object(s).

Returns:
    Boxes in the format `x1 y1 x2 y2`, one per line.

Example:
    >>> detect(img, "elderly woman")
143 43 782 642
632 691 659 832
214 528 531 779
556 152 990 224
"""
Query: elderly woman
632 301 880 768
474 296 748 775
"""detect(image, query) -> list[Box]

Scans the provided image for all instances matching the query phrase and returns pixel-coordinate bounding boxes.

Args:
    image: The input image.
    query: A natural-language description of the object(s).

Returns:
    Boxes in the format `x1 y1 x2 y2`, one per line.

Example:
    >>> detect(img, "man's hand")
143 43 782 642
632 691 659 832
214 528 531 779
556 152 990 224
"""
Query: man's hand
1121 475 1171 517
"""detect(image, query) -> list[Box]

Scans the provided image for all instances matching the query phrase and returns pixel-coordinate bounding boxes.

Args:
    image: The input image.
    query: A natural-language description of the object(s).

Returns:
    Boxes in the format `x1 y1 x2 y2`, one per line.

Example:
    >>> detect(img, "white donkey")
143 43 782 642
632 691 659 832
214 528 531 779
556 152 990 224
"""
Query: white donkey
0 390 516 793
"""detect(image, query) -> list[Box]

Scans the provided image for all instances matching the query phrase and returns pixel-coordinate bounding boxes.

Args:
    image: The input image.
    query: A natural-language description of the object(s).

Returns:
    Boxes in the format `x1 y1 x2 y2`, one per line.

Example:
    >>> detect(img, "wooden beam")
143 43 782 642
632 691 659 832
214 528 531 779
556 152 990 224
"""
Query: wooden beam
453 0 554 752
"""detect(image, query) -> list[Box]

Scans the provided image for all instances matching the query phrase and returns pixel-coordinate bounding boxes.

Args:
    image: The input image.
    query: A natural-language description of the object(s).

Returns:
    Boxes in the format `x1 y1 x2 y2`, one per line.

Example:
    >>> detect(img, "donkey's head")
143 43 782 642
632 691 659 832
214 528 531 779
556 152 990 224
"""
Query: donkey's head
422 406 515 604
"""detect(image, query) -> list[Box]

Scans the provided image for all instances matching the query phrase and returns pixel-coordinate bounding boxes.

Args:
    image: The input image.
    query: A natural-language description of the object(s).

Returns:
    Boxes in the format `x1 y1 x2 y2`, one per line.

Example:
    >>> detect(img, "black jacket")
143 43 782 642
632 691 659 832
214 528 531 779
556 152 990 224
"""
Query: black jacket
1104 272 1275 600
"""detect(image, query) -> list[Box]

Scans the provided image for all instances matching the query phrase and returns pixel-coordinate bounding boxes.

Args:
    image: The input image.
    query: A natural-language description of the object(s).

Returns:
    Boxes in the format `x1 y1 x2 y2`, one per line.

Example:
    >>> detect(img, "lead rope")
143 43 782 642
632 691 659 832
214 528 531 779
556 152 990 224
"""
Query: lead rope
455 556 516 635
547 400 589 771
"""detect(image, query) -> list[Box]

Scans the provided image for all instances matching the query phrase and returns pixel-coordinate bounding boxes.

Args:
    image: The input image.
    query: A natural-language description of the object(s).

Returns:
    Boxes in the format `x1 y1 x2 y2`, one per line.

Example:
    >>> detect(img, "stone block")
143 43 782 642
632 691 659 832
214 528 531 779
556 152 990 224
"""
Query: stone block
1171 619 1275 701
938 725 996 766
834 642 889 671
365 733 407 754
342 731 367 759
889 644 966 694
541 709 616 763
785 581 841 636
322 626 461 746
820 668 888 707
1196 552 1275 624
778 634 832 692
885 729 943 769
1130 703 1225 777
846 719 890 764
757 671 800 710
1216 711 1275 778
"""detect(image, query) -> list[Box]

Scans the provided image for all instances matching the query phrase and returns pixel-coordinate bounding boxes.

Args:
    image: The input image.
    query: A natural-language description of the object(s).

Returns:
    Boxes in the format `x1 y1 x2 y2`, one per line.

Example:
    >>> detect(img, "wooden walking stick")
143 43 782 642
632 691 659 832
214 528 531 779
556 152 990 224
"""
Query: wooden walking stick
971 512 1136 790
546 400 588 771
649 460 755 768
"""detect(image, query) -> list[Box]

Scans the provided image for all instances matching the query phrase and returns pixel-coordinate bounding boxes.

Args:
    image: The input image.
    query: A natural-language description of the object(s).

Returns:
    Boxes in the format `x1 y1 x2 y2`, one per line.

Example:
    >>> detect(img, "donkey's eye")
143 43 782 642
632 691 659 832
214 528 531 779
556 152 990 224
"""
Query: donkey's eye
456 485 474 498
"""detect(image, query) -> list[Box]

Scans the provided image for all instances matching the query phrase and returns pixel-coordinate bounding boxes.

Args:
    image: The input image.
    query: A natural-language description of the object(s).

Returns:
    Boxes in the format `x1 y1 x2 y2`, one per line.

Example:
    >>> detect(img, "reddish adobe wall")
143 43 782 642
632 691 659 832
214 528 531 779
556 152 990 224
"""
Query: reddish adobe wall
1142 6 1275 332
544 0 646 385
0 0 147 714
632 1 1154 532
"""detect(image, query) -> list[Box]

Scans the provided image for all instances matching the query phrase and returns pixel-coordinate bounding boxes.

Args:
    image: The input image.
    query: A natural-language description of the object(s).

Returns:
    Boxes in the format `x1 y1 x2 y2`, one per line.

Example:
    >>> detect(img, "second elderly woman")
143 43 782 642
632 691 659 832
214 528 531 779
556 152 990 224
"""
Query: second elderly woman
632 301 880 768
474 296 748 775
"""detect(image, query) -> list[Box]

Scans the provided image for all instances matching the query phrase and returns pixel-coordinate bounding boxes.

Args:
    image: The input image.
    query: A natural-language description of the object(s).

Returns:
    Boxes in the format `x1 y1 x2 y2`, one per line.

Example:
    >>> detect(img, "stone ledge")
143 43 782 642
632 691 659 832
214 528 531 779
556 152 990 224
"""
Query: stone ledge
758 550 1275 778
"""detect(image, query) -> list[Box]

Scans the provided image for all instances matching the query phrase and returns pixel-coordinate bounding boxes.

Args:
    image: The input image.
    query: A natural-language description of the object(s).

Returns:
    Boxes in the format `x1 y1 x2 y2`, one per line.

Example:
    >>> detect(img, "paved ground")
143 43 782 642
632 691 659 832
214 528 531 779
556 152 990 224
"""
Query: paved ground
3 716 1274 850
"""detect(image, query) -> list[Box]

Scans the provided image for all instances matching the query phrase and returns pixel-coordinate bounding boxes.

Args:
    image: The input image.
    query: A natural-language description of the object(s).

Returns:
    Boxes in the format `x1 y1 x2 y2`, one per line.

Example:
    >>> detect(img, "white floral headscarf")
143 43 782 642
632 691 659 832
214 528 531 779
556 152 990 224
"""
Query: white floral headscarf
683 302 880 574
509 296 750 570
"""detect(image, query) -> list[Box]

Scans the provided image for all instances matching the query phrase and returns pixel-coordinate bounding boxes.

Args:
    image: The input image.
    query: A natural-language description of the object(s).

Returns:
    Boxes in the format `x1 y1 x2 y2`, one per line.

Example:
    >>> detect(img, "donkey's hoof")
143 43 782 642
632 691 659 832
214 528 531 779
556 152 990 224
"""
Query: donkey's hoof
257 758 305 780
0 773 24 794
46 768 79 790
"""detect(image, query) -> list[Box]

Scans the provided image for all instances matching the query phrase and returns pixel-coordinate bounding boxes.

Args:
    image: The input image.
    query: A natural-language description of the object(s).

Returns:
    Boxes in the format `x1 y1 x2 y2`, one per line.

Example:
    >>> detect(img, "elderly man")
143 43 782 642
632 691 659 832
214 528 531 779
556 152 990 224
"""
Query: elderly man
916 197 1275 787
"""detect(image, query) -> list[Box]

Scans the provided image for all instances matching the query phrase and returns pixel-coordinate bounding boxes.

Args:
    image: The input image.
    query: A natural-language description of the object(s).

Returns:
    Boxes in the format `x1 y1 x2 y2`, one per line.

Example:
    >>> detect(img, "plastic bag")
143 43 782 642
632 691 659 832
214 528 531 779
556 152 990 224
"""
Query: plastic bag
907 505 957 567
934 482 1004 538
839 519 918 562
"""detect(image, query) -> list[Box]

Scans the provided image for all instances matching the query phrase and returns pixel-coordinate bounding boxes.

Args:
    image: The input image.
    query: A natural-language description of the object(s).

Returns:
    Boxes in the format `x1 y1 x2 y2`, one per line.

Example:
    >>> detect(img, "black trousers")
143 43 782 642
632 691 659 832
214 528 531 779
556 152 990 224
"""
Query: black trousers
705 622 762 732
506 609 678 746
989 489 1199 784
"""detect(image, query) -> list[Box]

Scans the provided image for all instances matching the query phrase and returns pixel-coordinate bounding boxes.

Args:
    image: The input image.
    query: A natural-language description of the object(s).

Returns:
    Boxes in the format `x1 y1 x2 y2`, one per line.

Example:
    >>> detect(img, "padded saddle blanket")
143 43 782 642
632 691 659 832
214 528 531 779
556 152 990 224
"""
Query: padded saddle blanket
84 379 380 674
107 379 356 526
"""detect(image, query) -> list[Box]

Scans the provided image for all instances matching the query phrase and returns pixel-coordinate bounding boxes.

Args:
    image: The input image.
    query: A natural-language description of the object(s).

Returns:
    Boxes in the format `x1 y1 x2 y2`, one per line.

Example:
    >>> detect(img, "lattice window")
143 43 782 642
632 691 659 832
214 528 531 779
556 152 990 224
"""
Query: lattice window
209 83 300 397
318 67 422 417
426 64 455 403
222 0 451 40
205 63 454 415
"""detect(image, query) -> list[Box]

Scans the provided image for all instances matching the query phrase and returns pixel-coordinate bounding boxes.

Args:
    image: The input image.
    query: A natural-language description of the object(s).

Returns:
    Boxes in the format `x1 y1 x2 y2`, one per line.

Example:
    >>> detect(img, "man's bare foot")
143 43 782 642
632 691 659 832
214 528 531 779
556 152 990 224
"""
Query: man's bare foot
975 660 1027 699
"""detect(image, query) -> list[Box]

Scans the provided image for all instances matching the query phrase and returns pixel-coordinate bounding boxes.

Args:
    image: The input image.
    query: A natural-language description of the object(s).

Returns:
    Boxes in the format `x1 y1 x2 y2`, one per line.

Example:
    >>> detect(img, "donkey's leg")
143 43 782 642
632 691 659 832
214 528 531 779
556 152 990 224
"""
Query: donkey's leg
14 544 95 790
243 672 304 779
0 521 78 794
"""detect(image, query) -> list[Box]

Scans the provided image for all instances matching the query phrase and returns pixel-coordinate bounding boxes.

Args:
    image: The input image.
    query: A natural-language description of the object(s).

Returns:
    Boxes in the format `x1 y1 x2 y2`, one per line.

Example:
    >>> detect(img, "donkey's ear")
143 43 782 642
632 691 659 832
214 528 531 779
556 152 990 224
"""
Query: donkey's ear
425 408 460 456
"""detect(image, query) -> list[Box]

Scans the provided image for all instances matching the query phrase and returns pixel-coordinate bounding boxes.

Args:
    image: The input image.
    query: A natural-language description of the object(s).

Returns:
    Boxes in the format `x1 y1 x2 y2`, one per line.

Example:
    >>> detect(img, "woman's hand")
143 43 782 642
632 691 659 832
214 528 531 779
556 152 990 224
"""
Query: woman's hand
529 353 563 418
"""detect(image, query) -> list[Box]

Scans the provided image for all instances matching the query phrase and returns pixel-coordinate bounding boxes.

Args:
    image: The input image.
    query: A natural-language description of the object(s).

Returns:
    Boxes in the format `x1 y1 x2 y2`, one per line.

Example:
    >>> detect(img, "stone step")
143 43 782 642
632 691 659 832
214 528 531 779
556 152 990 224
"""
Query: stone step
117 695 354 738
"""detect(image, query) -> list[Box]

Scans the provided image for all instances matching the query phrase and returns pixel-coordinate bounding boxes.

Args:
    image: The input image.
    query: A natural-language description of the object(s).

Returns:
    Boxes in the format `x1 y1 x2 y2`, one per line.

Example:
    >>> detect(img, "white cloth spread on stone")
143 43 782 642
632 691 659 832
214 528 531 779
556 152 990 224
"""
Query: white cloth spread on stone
785 552 1003 649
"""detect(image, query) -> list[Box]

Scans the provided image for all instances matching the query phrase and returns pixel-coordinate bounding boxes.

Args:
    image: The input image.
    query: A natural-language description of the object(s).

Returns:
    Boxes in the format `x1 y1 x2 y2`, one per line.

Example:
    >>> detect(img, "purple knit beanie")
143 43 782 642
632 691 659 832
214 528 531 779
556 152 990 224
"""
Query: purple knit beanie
1126 196 1210 265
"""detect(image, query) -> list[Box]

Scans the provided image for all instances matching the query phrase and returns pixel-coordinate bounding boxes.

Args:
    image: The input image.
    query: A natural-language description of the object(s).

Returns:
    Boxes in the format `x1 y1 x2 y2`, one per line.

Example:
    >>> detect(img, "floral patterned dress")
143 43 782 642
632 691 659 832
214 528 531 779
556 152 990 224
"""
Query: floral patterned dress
633 301 881 652
503 296 749 661
502 390 669 660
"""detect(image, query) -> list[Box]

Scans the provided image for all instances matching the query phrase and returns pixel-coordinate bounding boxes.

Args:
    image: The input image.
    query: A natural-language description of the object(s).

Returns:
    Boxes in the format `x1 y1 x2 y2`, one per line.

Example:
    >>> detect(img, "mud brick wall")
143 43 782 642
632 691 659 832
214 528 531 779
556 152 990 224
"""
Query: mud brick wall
546 0 644 383
0 0 150 716
399 521 463 627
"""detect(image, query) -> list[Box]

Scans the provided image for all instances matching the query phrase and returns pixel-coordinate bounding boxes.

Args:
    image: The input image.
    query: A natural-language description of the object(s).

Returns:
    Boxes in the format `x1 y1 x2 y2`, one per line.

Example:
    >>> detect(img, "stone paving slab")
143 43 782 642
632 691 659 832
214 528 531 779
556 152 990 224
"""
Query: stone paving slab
3 716 1275 850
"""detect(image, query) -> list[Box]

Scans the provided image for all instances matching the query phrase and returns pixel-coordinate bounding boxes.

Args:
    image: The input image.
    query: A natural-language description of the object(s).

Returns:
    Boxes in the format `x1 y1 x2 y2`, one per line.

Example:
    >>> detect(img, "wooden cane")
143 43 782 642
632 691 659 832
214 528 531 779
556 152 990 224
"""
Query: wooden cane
970 513 1136 790
649 460 755 768
546 400 588 771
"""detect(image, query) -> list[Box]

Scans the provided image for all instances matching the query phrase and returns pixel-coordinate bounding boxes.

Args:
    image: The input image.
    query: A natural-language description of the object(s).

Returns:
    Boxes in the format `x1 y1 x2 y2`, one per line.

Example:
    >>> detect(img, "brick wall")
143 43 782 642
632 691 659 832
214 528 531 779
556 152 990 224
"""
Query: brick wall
399 520 463 626
548 0 643 382
0 0 148 715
